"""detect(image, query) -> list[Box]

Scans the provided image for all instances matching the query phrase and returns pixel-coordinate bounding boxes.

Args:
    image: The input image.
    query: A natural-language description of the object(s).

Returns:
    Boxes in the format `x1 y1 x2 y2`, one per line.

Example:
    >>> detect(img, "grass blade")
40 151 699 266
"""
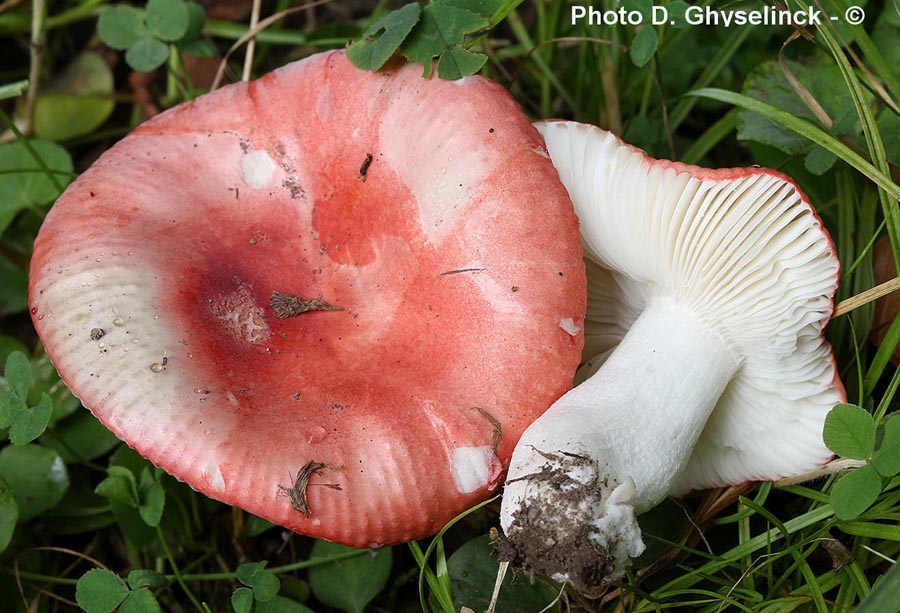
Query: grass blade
687 88 900 202
0 80 28 101
855 557 900 613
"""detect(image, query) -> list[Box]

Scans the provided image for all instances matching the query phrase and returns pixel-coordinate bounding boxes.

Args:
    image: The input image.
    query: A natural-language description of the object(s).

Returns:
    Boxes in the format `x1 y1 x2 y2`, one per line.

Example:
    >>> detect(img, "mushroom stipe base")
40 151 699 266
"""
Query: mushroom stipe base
497 451 617 596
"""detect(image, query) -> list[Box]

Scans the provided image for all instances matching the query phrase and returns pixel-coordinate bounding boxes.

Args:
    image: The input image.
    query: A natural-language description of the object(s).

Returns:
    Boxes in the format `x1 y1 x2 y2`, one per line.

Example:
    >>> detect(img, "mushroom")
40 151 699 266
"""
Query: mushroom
29 51 587 547
498 121 845 593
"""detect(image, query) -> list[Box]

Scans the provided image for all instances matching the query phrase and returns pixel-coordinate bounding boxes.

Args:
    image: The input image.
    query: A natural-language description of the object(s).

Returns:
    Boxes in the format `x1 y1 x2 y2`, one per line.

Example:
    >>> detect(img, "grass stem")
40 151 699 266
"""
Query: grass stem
156 526 205 612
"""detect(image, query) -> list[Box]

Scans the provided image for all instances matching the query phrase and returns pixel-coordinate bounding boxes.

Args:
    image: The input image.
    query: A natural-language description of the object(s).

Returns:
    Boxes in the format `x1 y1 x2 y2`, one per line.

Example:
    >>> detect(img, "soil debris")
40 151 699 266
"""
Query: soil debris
278 461 343 517
270 291 343 319
440 268 486 276
359 153 373 181
471 406 502 450
497 451 619 596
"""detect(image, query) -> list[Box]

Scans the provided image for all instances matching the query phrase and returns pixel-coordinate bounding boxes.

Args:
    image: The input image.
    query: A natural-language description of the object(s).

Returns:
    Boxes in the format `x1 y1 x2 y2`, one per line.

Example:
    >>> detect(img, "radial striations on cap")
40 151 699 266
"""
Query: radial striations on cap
29 51 587 547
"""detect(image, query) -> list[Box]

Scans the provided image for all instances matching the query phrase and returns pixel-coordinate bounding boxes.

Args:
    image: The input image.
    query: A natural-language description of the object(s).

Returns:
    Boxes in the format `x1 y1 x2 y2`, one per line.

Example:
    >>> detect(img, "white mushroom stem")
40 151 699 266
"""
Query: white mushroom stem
499 296 741 591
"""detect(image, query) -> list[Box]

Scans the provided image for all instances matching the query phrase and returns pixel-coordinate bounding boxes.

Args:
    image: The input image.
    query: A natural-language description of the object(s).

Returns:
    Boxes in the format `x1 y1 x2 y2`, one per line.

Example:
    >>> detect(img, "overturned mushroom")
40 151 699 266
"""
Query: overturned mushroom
499 121 845 593
29 51 586 547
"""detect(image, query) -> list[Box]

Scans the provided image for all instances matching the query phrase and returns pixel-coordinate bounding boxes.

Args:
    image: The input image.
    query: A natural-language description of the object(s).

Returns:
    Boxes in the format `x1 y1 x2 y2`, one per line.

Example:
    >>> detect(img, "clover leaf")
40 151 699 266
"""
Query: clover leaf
97 0 207 72
347 0 501 80
1 351 53 445
824 405 900 519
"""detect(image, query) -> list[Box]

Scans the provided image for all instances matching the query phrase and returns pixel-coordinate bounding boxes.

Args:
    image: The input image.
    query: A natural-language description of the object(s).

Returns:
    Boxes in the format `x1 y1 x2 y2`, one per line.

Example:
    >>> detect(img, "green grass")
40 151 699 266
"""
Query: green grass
1 0 899 611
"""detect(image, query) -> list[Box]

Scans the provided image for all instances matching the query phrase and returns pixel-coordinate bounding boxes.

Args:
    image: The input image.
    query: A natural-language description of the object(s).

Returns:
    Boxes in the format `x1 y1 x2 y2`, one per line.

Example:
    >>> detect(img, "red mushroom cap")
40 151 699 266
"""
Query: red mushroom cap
29 51 586 546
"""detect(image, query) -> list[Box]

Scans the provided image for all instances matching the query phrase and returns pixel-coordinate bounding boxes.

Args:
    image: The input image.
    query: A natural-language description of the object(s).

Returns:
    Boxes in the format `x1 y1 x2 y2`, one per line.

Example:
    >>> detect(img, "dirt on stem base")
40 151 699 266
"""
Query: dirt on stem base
497 452 625 596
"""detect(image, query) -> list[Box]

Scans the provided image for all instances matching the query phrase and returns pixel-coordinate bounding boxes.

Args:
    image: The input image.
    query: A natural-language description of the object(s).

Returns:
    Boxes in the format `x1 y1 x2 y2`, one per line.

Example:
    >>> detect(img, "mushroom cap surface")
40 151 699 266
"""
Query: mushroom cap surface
29 51 586 546
536 120 844 491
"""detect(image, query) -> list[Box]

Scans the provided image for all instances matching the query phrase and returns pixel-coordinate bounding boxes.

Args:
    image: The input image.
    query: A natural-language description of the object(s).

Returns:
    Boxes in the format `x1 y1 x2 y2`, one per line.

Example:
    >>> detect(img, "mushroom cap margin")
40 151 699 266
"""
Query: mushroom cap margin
27 52 588 547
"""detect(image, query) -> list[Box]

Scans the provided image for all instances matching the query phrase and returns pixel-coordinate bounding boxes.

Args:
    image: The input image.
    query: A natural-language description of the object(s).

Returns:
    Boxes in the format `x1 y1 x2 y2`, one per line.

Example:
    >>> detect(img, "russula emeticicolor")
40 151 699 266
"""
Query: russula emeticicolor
499 121 845 593
29 51 586 547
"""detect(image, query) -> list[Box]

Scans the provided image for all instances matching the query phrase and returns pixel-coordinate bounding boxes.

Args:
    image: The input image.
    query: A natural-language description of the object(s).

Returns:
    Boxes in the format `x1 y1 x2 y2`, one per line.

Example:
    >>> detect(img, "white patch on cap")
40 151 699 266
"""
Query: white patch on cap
241 150 276 188
439 263 524 316
30 253 186 429
203 462 226 493
532 146 550 159
378 101 488 244
559 317 580 336
470 272 526 316
451 446 493 493
316 86 334 122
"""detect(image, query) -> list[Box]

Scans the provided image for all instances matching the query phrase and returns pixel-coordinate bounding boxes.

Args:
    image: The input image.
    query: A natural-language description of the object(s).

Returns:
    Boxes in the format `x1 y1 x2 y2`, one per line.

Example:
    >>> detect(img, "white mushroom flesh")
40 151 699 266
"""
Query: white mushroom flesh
499 121 844 592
